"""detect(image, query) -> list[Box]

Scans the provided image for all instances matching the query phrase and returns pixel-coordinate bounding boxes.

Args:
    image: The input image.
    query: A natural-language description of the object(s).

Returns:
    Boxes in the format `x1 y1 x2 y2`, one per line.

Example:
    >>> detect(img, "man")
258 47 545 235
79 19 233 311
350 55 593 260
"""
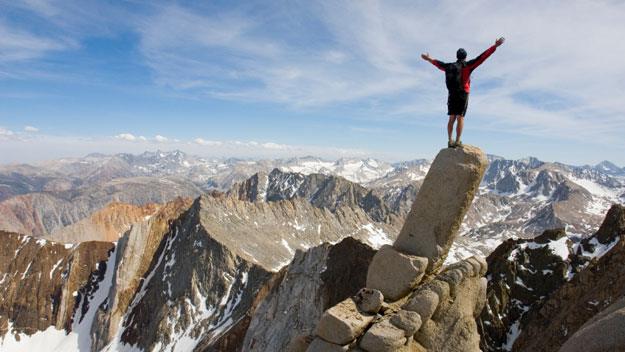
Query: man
422 37 505 148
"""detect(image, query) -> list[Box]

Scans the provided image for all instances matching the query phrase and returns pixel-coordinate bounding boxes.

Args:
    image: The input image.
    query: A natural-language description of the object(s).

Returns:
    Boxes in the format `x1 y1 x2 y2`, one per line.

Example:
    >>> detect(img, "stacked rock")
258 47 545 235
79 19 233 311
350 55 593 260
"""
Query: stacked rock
303 145 489 352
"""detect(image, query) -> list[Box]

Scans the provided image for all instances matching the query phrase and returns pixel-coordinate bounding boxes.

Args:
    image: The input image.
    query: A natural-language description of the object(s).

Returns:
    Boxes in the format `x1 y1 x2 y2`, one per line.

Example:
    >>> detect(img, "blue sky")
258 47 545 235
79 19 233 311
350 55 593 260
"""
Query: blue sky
1 0 624 165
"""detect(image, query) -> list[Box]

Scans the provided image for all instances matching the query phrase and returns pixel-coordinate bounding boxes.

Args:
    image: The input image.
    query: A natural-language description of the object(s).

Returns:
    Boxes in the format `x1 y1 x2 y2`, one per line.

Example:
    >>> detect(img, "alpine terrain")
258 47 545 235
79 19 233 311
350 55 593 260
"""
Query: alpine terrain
0 147 623 351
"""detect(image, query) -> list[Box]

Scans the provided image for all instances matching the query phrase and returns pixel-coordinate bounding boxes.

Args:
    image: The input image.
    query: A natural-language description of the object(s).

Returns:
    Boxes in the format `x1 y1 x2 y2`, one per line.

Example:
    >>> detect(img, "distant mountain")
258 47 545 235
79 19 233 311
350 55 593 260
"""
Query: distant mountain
0 150 623 259
0 177 203 237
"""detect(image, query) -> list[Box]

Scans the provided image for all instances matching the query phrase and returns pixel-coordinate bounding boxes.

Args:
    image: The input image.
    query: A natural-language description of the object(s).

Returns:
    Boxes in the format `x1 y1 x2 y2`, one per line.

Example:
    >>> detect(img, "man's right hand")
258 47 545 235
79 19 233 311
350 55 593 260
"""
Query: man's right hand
421 53 432 61
495 37 505 47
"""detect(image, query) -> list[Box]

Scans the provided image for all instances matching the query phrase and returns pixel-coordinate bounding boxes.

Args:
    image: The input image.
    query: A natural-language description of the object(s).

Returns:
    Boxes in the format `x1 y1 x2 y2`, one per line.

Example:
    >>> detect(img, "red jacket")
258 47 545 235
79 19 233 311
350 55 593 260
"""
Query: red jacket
429 44 497 93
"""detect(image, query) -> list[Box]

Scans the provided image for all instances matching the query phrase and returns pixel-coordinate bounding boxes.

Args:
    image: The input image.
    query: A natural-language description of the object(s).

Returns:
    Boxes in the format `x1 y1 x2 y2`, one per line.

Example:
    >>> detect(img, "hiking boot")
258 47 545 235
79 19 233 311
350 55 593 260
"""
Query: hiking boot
448 141 454 148
454 140 463 147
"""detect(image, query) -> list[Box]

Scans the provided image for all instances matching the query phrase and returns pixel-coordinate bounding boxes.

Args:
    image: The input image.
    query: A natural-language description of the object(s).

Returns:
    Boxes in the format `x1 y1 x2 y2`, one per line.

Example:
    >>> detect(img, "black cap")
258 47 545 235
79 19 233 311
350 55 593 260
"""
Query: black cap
457 48 467 61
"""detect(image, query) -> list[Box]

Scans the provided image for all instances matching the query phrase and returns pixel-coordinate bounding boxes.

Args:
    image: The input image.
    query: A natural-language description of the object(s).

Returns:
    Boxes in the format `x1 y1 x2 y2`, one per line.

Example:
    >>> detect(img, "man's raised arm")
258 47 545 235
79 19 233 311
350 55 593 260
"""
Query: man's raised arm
466 37 505 71
421 53 446 71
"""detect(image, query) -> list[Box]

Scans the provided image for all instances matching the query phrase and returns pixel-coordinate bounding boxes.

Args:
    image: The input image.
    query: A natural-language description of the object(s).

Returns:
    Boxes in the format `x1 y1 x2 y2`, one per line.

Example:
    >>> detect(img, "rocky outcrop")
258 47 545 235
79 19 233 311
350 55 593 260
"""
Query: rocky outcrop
393 145 488 272
512 204 625 352
368 145 487 300
304 145 490 352
478 204 625 352
477 228 577 351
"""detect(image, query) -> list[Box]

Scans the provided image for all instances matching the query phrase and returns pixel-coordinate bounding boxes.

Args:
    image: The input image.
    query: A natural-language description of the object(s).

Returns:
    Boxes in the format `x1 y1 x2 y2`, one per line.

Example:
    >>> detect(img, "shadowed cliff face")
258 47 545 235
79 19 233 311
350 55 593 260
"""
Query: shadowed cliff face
241 237 377 352
0 231 113 340
478 204 625 352
106 199 274 351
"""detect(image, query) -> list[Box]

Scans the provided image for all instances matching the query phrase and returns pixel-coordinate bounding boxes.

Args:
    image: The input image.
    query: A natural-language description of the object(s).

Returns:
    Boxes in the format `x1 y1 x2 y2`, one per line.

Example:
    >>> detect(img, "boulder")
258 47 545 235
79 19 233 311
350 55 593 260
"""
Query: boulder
402 289 440 322
359 317 407 352
439 269 464 298
315 298 375 345
353 288 384 314
393 145 488 272
473 255 488 276
366 245 428 301
465 257 482 277
415 276 484 352
390 310 422 336
425 280 451 305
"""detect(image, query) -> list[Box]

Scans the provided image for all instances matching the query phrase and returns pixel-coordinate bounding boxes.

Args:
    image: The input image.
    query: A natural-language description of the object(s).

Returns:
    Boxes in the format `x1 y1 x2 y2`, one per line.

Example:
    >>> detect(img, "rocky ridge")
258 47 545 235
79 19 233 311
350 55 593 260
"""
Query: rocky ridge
478 204 625 352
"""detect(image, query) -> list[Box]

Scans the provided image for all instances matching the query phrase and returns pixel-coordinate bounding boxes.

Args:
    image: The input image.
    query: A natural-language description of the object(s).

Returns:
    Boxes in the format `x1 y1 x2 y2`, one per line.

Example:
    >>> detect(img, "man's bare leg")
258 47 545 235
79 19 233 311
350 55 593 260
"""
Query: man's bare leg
447 115 457 145
455 115 464 145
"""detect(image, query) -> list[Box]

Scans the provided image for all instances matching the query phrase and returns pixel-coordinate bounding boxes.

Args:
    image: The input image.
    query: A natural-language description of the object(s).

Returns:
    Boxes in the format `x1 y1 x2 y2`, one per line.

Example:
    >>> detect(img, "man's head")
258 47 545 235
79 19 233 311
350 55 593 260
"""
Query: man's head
456 48 467 61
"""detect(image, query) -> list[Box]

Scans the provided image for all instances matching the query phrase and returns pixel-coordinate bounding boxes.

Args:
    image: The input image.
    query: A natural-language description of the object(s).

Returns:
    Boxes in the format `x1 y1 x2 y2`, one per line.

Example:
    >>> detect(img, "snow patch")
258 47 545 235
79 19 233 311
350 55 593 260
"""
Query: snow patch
362 223 392 248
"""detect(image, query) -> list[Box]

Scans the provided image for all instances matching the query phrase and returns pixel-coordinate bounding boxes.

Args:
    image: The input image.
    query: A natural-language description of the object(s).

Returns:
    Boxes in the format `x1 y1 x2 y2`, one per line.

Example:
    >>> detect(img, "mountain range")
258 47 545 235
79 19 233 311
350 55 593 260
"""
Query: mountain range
0 150 622 261
0 148 623 351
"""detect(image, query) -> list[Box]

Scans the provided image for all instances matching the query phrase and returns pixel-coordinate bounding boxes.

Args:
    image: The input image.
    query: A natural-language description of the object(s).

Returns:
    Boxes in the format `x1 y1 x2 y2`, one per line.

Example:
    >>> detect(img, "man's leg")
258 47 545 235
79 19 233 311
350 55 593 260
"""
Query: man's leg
447 115 457 144
455 115 464 144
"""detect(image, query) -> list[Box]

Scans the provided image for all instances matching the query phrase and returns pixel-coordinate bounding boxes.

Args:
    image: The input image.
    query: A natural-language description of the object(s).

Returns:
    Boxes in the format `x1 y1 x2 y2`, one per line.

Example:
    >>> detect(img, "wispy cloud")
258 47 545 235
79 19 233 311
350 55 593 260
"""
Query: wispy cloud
23 125 39 132
2 1 625 163
0 21 73 62
128 0 625 144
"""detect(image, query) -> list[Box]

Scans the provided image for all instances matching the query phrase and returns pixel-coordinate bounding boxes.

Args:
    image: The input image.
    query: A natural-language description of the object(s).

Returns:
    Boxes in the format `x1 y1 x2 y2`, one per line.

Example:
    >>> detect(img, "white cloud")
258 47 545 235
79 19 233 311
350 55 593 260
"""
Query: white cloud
24 125 39 132
0 127 15 137
194 138 222 146
138 135 147 141
154 135 168 143
115 133 137 142
0 127 14 135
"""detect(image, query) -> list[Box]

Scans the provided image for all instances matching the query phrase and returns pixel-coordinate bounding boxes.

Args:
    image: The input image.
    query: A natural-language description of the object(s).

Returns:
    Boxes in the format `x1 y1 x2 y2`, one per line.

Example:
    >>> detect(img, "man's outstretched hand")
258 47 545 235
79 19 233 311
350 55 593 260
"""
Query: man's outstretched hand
421 53 432 62
495 37 505 47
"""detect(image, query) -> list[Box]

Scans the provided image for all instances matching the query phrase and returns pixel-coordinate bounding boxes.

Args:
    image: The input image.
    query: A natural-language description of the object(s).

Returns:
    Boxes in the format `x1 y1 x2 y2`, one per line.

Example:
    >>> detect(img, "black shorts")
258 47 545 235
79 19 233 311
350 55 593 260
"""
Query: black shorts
447 91 469 116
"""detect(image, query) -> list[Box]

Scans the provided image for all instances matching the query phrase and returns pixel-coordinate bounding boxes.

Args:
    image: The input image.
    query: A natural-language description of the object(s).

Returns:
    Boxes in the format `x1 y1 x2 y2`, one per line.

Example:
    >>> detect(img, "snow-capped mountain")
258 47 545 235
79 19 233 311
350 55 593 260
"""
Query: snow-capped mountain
1 149 623 258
